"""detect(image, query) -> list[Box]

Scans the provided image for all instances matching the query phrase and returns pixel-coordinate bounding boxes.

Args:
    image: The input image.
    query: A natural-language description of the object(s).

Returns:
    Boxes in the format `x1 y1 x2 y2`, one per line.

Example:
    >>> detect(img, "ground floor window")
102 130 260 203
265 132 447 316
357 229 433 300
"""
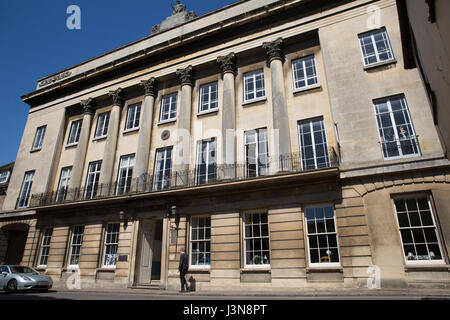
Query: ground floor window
394 197 444 263
103 223 120 267
190 216 211 267
305 205 340 265
38 228 53 267
68 226 84 267
243 212 270 267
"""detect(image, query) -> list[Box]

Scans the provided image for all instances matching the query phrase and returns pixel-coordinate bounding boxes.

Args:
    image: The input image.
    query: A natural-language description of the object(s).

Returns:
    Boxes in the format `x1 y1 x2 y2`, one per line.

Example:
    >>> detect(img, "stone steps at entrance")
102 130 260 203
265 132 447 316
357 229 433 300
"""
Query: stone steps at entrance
131 281 162 290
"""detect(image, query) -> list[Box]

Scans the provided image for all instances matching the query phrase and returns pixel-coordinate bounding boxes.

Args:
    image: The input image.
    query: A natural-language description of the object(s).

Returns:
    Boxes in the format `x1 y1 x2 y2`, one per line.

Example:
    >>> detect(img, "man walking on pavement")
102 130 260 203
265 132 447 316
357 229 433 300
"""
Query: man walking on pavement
179 247 189 292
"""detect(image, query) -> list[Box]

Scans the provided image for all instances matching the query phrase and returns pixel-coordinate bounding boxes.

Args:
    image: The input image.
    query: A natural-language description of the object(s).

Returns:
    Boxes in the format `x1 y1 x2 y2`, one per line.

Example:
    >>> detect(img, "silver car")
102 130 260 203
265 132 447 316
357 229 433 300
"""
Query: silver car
0 265 53 293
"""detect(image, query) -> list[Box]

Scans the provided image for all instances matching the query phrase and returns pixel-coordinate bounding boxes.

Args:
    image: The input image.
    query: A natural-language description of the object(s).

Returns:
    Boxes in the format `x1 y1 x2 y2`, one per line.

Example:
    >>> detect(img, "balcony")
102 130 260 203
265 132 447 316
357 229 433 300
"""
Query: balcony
28 149 339 208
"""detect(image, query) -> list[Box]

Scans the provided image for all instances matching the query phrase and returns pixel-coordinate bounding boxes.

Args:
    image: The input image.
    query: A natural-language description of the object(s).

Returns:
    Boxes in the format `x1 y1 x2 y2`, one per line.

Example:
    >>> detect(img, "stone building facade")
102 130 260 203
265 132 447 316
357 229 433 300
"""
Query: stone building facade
1 0 449 291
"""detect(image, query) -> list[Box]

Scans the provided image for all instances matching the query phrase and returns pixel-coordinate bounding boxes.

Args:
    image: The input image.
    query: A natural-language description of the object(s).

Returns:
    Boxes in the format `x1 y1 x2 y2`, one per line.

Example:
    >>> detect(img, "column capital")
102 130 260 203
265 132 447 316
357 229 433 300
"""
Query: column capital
140 77 158 97
80 98 95 115
176 65 194 87
217 53 237 76
262 37 284 64
108 88 124 107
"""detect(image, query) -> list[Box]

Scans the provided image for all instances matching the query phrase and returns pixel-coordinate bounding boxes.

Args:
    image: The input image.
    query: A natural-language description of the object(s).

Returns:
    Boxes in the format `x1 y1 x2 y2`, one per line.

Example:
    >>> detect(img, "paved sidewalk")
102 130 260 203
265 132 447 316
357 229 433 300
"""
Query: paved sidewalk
53 287 450 298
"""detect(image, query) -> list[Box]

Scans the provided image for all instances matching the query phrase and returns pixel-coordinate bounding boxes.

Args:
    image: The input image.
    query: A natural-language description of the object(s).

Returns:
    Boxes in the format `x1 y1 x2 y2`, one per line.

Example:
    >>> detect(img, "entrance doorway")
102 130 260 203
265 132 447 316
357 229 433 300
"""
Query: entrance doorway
0 224 29 265
135 219 163 285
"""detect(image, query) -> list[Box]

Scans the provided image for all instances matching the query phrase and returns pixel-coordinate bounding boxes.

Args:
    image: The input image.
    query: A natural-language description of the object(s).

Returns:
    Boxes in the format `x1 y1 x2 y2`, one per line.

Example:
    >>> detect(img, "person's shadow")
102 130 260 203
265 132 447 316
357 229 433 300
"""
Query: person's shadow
188 276 196 292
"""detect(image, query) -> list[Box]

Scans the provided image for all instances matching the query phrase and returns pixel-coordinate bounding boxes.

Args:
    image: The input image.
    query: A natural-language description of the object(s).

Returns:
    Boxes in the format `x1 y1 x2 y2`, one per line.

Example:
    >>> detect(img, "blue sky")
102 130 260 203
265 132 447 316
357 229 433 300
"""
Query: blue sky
0 0 236 165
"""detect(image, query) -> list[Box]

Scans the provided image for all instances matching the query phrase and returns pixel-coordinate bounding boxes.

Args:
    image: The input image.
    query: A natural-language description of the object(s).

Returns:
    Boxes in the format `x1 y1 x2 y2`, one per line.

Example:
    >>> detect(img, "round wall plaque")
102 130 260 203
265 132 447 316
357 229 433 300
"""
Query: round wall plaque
161 130 170 140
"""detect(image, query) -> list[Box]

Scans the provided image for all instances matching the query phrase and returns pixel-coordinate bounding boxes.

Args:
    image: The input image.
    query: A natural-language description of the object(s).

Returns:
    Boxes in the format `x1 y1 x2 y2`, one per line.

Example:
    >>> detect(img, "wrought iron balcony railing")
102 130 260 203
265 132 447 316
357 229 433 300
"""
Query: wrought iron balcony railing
28 149 339 208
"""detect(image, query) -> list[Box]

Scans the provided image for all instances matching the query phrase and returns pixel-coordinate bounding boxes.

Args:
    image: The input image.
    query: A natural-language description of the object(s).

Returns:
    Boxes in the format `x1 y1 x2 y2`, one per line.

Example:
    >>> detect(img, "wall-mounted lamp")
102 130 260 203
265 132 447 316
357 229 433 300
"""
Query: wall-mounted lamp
120 210 128 230
168 205 180 228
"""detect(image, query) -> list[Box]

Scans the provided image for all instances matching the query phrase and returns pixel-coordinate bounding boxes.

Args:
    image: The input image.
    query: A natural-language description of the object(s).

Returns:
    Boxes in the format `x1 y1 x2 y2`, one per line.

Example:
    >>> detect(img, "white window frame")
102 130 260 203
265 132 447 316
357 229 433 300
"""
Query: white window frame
243 212 271 269
304 204 341 268
124 103 141 131
195 138 217 185
68 225 84 268
84 161 101 199
159 93 178 122
94 112 110 139
153 147 173 191
116 154 135 195
189 216 211 269
67 119 82 146
199 82 219 113
0 170 10 184
38 228 53 267
393 196 446 265
292 55 319 90
358 28 394 67
298 118 331 170
243 70 266 103
17 171 34 208
244 128 269 178
31 126 46 151
102 223 120 268
56 166 72 203
373 95 420 161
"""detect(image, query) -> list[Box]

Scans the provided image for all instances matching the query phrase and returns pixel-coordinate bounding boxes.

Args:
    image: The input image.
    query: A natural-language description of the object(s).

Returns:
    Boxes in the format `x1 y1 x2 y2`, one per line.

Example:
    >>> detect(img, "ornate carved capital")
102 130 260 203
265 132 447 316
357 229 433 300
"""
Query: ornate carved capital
262 38 284 64
176 65 194 87
108 88 124 107
140 77 158 97
80 98 95 115
217 53 237 76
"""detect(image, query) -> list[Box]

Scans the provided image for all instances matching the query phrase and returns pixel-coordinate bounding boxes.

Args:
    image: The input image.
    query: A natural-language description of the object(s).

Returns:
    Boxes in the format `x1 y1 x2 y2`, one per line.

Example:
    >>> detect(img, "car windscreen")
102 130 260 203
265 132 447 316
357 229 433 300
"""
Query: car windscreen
10 266 39 275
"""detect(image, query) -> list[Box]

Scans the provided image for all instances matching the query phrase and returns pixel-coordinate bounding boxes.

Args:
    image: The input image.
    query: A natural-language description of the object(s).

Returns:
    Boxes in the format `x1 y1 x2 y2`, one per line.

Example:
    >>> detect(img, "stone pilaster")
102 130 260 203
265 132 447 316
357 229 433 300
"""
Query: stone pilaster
217 53 237 178
99 88 124 195
67 98 95 196
173 66 194 186
134 78 158 191
262 38 291 172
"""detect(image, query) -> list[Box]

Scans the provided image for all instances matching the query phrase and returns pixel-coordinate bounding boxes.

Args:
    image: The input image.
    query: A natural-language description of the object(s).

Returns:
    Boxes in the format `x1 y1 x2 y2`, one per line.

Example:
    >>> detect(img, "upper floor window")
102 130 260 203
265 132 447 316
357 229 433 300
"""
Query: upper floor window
243 212 270 267
298 117 330 170
38 228 53 267
359 28 394 66
160 93 177 122
0 170 10 184
190 216 211 267
17 171 34 208
67 119 82 146
243 70 265 102
94 112 110 139
195 138 217 185
394 197 445 264
56 166 72 203
125 103 141 131
153 147 173 191
103 223 119 268
116 154 134 195
245 128 269 177
199 82 218 113
305 205 340 266
84 161 101 199
68 225 84 267
374 95 420 160
292 55 318 90
31 126 46 151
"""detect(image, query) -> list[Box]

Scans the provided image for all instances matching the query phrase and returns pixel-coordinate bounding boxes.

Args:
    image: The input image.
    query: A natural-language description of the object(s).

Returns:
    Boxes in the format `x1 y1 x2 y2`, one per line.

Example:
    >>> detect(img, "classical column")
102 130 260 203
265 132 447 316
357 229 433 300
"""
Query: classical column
99 88 124 195
173 66 194 186
134 78 158 191
68 98 95 197
217 53 237 179
263 38 292 171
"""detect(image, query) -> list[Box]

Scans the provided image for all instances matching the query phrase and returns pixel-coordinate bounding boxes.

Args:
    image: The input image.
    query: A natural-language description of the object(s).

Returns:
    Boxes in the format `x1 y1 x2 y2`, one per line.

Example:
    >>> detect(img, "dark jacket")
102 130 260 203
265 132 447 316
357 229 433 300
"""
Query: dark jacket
179 252 189 273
